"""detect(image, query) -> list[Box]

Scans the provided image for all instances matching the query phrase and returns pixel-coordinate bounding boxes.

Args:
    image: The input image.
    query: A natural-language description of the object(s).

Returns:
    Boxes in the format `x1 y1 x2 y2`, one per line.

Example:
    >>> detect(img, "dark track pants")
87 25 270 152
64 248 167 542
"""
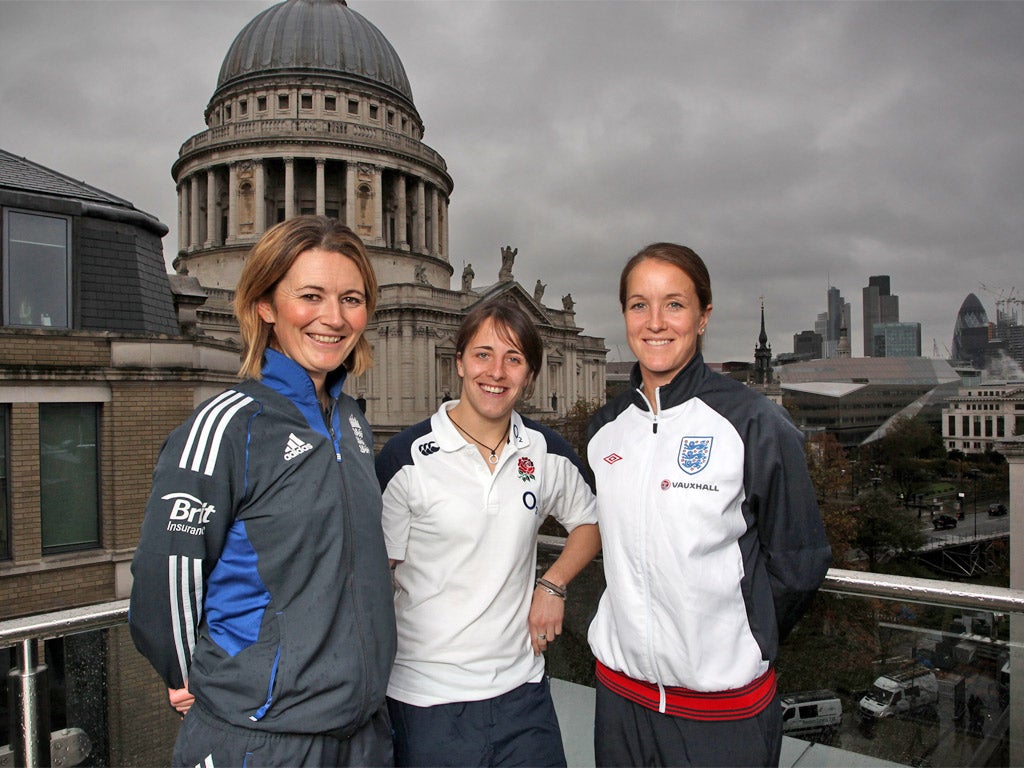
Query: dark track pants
594 679 782 767
171 702 393 767
387 678 567 767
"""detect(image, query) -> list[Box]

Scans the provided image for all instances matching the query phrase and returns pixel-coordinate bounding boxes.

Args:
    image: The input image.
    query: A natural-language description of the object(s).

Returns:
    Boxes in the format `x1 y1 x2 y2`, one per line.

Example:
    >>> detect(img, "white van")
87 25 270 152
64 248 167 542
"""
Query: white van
780 690 843 739
859 666 938 719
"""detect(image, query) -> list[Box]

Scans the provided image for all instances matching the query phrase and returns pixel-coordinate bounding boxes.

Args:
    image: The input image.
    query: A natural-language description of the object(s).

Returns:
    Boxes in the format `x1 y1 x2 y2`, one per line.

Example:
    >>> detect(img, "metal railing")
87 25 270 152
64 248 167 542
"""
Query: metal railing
2 573 1022 766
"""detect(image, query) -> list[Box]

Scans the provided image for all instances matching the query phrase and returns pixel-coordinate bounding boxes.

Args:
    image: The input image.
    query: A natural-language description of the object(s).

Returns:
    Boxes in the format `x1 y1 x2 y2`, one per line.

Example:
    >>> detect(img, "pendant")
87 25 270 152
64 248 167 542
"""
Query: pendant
488 452 498 464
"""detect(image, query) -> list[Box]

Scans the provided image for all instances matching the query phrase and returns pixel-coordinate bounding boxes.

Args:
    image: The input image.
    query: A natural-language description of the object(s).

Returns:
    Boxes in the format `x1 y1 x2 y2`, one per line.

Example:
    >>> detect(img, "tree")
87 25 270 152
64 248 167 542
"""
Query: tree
870 416 944 506
806 432 849 502
852 490 926 570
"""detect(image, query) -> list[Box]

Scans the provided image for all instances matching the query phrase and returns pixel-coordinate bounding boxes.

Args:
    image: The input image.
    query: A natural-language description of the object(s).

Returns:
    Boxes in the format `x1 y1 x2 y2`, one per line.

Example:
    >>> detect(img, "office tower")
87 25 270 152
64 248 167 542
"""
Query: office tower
862 275 900 356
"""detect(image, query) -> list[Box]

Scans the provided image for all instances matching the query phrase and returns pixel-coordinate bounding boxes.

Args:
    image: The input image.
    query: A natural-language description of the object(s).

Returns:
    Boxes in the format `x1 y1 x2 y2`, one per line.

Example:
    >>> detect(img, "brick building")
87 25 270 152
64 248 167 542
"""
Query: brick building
1 148 236 763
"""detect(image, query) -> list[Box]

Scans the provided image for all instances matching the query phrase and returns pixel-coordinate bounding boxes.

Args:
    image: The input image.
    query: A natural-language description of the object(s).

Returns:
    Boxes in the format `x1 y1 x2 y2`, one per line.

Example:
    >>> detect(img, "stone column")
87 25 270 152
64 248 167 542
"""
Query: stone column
440 195 449 259
414 179 426 254
315 158 326 216
189 175 201 249
254 160 266 235
345 162 356 229
396 174 409 251
427 186 438 255
205 169 217 247
227 162 239 242
284 157 295 220
178 182 188 253
372 165 385 246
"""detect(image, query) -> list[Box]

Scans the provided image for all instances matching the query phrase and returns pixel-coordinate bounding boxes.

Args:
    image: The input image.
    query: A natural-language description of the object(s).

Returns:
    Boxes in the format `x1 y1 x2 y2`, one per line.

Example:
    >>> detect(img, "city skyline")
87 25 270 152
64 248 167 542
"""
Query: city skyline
2 0 1022 363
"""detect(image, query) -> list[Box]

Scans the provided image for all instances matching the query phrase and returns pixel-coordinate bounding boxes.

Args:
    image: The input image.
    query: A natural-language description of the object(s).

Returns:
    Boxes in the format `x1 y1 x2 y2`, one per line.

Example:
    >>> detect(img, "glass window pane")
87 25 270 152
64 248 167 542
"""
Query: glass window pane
40 403 98 551
0 406 8 558
5 210 70 327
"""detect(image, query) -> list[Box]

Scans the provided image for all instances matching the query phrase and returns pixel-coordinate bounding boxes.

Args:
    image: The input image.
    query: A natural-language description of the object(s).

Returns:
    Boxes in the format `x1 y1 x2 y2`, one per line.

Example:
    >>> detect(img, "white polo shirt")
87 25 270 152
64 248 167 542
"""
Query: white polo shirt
375 401 597 706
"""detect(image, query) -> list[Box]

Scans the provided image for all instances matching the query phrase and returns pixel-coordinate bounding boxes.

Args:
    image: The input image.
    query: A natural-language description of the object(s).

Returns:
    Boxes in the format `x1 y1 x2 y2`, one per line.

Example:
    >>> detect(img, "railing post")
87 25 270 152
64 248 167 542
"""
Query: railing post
7 639 50 768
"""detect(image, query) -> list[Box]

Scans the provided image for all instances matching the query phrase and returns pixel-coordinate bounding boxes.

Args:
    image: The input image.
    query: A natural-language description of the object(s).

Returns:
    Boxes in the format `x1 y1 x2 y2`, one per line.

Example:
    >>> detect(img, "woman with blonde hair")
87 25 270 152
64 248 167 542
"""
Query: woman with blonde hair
130 216 395 766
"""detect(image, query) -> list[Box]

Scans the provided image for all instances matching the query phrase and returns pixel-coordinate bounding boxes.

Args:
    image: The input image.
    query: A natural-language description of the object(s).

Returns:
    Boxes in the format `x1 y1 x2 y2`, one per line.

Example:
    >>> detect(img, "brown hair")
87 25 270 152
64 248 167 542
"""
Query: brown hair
234 216 378 379
456 300 543 390
619 242 712 350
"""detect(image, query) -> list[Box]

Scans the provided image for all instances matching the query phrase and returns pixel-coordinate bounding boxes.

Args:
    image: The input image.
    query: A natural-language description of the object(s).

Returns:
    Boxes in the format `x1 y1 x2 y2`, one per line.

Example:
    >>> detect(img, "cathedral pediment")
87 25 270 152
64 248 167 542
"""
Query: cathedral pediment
470 281 553 326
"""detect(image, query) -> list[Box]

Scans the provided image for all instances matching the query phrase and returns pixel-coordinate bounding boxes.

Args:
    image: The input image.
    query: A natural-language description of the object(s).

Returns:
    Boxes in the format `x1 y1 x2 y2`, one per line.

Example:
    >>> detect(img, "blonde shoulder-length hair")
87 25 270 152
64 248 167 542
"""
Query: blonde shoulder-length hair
234 216 378 380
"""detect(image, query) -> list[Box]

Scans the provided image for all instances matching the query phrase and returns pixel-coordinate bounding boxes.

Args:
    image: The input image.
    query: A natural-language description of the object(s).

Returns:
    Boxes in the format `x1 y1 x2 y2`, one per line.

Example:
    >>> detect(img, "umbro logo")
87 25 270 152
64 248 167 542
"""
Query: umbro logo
418 441 440 456
603 453 623 464
284 433 313 461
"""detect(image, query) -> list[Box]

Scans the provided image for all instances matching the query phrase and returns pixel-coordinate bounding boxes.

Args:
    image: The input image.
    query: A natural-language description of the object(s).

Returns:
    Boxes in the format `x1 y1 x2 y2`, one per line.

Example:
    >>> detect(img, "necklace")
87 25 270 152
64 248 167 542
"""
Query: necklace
448 413 508 465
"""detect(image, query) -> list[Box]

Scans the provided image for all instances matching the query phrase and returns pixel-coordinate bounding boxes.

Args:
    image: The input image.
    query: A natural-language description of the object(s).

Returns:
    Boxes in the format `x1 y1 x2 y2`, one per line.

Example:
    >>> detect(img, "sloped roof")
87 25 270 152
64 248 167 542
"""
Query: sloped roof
0 148 135 208
776 356 959 386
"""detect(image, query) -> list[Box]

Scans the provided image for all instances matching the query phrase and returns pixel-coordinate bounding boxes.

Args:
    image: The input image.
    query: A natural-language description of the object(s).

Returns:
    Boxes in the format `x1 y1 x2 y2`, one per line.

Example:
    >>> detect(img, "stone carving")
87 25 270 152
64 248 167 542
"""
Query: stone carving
562 293 575 312
499 245 517 281
534 279 546 303
415 264 428 284
462 263 474 292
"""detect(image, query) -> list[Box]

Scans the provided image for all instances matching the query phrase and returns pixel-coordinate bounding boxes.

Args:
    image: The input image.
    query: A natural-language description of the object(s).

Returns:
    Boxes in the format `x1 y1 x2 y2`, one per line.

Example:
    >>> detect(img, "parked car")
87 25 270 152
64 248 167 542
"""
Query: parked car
988 503 1008 517
933 514 958 530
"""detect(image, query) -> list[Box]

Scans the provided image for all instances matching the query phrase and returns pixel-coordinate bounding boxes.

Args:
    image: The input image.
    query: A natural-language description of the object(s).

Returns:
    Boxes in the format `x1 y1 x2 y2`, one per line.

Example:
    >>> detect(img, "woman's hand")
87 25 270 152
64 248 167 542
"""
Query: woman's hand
528 587 565 656
168 684 195 718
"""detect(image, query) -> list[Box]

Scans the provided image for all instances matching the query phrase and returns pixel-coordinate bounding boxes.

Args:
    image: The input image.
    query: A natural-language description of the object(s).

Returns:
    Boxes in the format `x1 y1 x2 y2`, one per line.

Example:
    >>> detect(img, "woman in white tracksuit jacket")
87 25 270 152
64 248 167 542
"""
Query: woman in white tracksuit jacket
586 243 831 767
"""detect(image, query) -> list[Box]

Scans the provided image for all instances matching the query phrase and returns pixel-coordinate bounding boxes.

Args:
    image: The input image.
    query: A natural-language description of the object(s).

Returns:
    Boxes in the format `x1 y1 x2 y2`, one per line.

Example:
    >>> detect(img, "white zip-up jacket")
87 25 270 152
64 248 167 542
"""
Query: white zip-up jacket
587 353 830 694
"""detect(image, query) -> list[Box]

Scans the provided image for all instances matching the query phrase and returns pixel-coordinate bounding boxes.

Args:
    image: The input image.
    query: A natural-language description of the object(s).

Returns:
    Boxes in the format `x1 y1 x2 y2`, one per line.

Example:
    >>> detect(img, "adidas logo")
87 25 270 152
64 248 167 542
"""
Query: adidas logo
284 433 313 461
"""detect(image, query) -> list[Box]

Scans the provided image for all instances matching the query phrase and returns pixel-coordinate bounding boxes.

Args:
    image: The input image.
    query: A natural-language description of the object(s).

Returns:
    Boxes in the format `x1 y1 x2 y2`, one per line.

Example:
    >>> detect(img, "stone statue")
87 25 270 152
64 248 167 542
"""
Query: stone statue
461 263 474 292
534 279 546 303
562 293 575 312
499 245 517 282
415 264 428 284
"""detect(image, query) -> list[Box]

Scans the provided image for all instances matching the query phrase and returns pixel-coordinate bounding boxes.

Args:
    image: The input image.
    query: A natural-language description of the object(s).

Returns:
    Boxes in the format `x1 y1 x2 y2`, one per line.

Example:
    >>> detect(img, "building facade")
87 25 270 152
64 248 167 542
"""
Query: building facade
1 148 239 763
862 274 900 356
873 321 922 358
942 382 1024 454
171 0 606 440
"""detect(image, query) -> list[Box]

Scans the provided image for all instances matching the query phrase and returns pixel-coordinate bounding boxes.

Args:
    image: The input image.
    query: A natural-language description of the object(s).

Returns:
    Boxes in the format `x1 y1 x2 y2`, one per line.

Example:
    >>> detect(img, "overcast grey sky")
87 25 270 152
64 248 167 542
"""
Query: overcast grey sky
2 0 1022 363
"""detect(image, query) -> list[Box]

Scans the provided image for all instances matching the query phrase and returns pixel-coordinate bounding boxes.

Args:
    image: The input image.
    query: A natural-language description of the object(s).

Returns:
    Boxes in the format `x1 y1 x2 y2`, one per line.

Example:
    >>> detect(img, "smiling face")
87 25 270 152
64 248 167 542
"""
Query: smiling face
256 247 368 395
455 317 534 426
624 257 712 398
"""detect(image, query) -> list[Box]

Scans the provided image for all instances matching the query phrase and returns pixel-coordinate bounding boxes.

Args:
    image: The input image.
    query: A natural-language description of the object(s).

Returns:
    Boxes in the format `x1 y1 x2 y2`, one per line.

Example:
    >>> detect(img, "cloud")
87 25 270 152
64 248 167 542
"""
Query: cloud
2 0 1021 363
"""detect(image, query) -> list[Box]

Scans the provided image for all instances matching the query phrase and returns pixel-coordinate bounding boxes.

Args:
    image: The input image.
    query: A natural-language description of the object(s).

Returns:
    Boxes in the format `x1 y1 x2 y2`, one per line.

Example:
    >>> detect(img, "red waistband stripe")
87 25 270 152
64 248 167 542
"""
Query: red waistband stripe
595 661 776 721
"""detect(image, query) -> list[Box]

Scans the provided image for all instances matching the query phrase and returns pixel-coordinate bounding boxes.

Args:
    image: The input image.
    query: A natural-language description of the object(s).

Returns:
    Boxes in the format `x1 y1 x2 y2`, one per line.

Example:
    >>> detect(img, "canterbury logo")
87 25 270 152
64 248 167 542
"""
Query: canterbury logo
178 391 254 476
284 433 313 461
418 441 440 456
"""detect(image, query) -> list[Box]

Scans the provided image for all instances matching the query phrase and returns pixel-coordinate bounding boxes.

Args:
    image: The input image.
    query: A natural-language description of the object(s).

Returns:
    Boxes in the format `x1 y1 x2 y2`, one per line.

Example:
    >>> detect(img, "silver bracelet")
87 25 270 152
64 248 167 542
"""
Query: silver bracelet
536 577 567 599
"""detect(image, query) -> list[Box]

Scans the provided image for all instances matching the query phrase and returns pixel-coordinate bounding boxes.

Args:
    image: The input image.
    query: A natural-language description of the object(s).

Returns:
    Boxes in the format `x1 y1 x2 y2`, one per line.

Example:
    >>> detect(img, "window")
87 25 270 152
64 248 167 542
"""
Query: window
257 95 267 112
387 110 394 126
278 93 289 110
948 415 955 436
325 95 337 111
239 99 248 116
40 403 99 552
0 406 9 559
369 104 379 120
3 209 71 328
348 99 359 115
301 93 313 110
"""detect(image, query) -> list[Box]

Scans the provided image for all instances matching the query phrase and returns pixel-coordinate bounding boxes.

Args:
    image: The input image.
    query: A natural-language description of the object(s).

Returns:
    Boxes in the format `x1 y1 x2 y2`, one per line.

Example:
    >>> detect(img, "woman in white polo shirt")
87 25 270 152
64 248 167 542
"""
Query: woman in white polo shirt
375 300 601 767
